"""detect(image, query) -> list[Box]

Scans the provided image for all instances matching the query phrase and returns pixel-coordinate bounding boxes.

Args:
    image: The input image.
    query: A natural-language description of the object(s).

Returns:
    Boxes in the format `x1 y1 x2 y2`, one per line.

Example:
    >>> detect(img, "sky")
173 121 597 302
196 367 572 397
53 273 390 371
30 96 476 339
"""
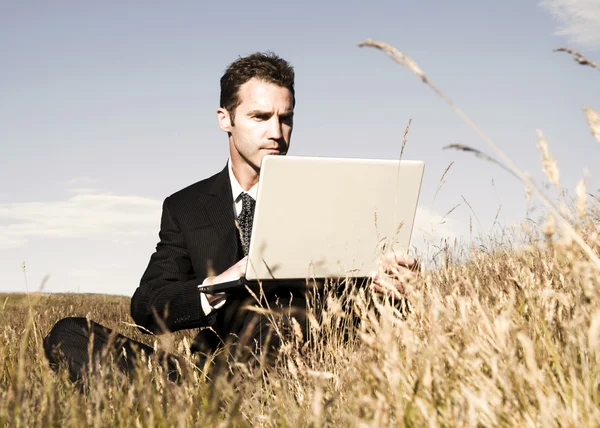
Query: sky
1 0 599 295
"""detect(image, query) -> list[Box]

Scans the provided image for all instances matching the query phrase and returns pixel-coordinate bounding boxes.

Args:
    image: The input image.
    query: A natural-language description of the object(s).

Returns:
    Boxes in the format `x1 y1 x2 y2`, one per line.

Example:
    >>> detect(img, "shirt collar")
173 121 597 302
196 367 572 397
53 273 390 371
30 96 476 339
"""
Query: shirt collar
228 158 258 201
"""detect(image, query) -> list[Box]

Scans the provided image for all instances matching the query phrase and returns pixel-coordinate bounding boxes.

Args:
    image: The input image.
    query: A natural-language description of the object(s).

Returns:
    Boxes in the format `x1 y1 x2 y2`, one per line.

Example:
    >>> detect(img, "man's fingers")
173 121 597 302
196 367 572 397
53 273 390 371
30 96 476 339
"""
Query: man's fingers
379 254 419 274
399 256 421 272
391 255 415 267
398 256 416 267
371 267 413 283
370 282 402 299
380 262 412 276
373 273 405 290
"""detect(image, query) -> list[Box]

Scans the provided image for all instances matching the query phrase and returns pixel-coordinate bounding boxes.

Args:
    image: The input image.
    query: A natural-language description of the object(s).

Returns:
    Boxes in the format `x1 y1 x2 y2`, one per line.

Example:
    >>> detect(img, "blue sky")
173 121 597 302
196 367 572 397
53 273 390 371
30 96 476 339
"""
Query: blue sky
1 0 599 295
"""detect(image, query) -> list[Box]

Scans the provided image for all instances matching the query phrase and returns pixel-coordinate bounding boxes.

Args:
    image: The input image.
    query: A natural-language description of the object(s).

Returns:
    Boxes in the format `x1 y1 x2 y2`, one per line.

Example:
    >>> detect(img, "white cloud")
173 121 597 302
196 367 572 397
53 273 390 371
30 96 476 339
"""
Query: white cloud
541 0 600 48
0 189 161 250
64 177 101 186
412 206 461 249
405 205 467 267
68 187 105 195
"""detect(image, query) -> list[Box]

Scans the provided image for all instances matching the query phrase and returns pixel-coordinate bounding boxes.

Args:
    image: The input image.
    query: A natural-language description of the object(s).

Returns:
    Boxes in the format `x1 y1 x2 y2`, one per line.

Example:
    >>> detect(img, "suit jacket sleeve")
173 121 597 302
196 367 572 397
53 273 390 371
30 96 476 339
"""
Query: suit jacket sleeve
130 196 209 334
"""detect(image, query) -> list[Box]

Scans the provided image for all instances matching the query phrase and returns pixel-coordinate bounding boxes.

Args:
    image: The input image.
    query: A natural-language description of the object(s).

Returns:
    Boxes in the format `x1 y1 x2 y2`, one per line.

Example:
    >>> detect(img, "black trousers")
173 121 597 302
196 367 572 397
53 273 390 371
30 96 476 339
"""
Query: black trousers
43 290 309 384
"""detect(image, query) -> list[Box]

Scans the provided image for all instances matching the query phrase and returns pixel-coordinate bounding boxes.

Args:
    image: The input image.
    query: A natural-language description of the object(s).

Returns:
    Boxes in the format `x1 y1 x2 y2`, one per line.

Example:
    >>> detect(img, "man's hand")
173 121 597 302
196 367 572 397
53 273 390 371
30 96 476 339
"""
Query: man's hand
202 256 248 305
370 252 419 299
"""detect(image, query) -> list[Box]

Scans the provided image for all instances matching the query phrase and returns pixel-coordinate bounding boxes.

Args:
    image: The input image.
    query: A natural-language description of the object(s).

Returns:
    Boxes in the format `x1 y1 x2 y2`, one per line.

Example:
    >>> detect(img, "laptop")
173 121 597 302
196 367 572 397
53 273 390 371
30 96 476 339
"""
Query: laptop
197 155 424 294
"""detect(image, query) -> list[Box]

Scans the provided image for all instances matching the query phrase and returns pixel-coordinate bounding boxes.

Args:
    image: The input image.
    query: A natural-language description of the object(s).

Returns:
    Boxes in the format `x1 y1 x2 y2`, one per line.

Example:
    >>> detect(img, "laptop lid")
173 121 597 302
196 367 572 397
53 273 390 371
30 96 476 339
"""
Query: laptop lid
245 155 424 281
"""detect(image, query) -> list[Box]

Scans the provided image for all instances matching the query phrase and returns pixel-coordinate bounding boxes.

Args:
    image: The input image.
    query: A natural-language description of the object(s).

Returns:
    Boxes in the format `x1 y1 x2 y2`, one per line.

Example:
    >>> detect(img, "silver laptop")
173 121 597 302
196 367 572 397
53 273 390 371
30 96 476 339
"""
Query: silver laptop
198 155 424 294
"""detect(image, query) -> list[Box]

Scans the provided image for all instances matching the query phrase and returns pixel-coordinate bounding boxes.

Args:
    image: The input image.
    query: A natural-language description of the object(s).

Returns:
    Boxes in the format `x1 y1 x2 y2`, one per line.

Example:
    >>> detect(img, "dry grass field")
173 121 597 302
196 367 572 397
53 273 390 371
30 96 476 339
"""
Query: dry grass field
1 211 599 426
2 41 599 426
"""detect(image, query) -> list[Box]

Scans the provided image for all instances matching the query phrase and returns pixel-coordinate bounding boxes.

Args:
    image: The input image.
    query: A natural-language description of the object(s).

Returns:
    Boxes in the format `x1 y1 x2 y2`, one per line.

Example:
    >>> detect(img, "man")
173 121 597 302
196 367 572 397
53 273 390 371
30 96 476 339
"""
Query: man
43 52 417 382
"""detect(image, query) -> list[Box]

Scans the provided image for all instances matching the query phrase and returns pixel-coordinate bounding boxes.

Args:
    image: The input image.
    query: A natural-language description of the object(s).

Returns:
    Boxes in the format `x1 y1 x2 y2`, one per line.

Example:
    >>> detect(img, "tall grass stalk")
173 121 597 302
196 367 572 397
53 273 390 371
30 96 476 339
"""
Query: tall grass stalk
358 39 600 269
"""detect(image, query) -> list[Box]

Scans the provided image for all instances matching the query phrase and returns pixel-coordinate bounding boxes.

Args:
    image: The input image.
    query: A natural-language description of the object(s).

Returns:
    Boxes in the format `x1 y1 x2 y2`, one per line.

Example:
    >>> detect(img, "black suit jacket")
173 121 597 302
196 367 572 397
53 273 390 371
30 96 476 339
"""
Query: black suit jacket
130 164 242 334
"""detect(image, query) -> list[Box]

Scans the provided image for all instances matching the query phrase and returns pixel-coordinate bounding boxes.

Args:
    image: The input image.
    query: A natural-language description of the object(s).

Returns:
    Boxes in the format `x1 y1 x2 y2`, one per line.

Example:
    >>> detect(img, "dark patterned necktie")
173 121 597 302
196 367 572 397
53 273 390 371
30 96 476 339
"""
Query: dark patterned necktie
238 193 256 256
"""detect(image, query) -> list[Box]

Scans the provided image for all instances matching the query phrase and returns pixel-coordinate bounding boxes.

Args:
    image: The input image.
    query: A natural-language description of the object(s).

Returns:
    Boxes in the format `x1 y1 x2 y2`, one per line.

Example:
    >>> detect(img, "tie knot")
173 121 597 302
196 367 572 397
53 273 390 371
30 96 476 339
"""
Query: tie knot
240 193 255 211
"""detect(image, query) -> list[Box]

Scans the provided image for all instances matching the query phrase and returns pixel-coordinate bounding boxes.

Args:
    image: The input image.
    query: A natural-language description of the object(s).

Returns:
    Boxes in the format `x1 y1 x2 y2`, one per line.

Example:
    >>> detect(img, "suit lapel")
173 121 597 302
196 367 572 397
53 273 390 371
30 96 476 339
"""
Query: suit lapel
205 164 240 263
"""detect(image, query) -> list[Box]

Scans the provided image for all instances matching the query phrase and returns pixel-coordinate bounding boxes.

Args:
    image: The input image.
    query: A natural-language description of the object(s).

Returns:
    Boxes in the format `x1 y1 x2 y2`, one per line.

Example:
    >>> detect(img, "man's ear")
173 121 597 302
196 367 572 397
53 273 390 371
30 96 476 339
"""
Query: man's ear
217 107 233 132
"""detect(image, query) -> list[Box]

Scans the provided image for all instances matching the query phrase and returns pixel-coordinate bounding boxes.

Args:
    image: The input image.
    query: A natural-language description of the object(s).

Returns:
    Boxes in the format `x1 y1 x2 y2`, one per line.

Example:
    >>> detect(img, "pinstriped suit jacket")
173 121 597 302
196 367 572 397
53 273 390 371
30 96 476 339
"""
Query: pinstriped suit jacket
130 164 242 334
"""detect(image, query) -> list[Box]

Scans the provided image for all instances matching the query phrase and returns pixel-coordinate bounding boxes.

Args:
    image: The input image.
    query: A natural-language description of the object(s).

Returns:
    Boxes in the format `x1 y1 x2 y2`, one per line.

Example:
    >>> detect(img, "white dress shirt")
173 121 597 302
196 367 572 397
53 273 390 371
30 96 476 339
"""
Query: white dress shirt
199 159 257 315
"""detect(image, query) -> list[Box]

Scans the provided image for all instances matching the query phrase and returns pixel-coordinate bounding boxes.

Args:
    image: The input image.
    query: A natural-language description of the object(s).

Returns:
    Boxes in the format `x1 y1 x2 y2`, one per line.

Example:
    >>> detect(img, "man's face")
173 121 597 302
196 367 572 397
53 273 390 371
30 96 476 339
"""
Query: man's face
218 78 294 172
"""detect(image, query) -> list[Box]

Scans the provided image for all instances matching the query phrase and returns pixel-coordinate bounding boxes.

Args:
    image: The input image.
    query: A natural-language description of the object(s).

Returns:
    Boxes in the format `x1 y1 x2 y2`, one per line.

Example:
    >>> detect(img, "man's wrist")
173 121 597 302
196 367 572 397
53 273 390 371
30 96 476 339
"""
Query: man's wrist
199 287 214 316
198 276 227 315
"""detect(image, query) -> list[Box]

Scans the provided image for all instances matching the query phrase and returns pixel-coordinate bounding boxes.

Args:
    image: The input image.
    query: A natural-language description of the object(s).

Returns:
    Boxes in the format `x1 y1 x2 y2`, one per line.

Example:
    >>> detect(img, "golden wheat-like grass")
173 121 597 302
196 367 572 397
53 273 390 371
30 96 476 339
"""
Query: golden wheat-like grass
1 211 600 426
585 108 600 144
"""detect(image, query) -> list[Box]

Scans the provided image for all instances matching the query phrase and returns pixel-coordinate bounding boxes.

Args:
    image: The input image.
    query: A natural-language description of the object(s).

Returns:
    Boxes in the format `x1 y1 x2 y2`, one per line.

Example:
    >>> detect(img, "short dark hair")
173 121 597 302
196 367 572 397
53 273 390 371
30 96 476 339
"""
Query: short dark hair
220 52 295 124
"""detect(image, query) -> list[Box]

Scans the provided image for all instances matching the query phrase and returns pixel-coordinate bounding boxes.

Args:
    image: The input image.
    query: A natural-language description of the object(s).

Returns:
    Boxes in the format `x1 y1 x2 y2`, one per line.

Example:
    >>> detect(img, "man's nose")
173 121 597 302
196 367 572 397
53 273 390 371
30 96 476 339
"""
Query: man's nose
266 117 283 140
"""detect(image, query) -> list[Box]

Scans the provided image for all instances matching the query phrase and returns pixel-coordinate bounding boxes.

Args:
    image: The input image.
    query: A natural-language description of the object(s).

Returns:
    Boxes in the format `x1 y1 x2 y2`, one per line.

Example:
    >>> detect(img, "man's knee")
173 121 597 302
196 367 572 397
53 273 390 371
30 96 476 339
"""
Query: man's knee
44 317 89 352
43 317 95 382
